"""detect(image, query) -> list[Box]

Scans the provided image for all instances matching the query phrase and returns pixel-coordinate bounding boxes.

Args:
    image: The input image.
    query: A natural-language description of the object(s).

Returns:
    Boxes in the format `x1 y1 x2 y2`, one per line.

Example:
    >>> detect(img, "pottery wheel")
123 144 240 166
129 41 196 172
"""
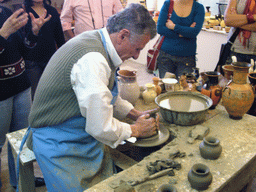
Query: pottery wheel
129 124 170 147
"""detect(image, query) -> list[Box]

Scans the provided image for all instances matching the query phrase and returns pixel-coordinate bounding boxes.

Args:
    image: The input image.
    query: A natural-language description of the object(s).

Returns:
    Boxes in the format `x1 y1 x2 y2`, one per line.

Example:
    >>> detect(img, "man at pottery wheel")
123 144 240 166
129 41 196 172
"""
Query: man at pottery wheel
26 3 159 191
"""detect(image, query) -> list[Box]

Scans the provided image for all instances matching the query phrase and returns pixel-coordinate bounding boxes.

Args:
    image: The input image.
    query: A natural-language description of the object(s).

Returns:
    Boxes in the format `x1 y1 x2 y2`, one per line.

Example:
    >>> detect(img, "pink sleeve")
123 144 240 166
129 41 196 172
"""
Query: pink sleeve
113 0 123 14
60 0 73 31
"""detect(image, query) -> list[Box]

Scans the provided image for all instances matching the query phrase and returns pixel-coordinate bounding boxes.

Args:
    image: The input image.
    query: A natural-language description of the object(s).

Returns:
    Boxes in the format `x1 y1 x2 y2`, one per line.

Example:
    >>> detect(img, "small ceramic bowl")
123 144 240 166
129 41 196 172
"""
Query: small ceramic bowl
162 78 178 92
248 72 256 86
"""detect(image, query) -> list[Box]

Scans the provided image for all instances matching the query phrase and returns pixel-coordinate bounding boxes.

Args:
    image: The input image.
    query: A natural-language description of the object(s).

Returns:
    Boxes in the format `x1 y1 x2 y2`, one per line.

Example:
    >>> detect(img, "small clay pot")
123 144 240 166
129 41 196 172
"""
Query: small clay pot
199 136 222 160
188 163 212 190
157 184 177 192
142 83 157 104
152 77 162 95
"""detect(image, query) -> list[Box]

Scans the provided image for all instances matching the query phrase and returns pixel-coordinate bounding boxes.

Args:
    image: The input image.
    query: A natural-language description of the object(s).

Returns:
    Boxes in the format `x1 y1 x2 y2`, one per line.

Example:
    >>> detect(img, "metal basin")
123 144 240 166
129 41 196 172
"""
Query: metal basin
155 91 213 126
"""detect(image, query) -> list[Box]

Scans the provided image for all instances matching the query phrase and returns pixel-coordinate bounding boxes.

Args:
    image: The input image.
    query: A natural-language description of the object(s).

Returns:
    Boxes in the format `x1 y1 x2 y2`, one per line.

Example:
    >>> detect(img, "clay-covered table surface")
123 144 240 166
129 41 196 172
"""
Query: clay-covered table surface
85 99 256 192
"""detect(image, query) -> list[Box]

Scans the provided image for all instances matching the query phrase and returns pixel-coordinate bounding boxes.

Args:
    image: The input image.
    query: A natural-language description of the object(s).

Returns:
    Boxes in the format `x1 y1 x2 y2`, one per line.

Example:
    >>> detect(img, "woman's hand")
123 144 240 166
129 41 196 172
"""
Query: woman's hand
29 9 52 36
166 19 175 30
0 8 28 39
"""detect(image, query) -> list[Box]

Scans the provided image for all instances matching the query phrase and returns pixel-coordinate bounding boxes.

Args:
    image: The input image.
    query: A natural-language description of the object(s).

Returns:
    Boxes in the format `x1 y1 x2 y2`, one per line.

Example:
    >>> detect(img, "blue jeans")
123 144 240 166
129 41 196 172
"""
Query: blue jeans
0 88 31 188
25 60 47 100
231 51 256 71
157 50 196 79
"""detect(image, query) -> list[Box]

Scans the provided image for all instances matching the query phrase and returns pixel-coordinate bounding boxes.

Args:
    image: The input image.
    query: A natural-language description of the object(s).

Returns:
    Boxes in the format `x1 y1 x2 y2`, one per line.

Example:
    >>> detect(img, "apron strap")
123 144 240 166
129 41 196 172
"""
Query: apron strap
99 29 119 105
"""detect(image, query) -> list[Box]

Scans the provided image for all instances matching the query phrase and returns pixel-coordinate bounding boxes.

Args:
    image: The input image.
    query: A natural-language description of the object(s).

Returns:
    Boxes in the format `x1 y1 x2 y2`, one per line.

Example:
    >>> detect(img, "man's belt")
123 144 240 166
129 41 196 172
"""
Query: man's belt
0 58 25 80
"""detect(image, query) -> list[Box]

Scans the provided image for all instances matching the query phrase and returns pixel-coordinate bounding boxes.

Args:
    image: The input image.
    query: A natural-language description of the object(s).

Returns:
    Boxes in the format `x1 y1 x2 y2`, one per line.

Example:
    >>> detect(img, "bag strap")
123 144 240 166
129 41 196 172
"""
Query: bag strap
154 0 174 49
228 28 240 44
168 0 174 18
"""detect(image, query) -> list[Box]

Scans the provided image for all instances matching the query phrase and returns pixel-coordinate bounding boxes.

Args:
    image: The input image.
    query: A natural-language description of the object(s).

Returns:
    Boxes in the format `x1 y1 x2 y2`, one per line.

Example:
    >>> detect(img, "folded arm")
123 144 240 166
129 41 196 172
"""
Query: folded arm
224 0 256 31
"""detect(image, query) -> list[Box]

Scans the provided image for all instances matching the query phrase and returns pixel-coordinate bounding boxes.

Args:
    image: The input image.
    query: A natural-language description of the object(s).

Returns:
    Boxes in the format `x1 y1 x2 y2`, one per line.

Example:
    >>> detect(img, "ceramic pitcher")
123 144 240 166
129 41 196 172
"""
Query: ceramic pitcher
117 69 140 105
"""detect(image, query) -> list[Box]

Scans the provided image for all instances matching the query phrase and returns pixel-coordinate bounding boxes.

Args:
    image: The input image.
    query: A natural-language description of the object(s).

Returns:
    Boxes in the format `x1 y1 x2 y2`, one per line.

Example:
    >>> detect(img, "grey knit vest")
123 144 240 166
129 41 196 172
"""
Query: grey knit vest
29 30 116 128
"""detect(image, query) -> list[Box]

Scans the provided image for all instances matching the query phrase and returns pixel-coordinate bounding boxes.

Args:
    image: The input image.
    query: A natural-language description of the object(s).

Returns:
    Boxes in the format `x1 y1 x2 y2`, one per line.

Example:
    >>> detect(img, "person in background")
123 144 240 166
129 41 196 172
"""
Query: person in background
28 3 158 191
0 4 50 189
156 0 205 79
60 0 123 41
24 0 65 100
225 0 256 116
224 0 256 65
0 0 23 12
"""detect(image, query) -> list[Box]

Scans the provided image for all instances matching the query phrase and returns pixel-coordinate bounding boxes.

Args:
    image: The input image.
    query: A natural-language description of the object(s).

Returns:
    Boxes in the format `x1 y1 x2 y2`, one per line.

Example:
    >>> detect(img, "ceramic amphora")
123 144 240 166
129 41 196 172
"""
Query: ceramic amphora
188 163 212 190
222 62 254 119
201 71 222 109
117 69 140 105
199 136 222 160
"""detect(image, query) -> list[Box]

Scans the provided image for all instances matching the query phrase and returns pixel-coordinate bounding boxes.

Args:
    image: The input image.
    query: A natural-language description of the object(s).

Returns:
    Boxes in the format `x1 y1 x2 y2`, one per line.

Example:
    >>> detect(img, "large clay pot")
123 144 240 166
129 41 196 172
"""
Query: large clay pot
188 163 212 190
201 71 222 109
199 136 222 160
117 69 140 105
222 62 254 119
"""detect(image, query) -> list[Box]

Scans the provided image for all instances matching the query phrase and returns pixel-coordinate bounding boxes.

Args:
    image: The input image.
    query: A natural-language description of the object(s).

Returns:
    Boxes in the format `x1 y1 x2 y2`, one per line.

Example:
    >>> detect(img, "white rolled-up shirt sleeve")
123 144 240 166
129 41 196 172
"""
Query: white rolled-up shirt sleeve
71 52 134 148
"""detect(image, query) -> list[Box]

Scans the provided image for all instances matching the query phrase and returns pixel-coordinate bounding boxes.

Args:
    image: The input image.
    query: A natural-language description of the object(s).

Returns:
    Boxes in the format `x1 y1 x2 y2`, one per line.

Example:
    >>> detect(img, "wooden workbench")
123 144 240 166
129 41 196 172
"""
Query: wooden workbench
85 100 256 192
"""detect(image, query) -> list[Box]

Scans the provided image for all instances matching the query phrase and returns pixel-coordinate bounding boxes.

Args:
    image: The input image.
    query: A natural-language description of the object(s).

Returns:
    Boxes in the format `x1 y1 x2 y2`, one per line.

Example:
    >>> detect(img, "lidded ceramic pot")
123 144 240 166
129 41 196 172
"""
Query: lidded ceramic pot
117 69 140 105
199 136 222 160
222 62 254 119
142 83 157 104
201 71 222 109
188 163 212 190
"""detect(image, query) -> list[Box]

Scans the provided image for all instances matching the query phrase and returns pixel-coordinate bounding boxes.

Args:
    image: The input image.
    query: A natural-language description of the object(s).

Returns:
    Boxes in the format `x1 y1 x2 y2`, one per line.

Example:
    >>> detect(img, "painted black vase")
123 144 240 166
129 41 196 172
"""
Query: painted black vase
188 163 212 190
199 136 222 160
201 71 222 109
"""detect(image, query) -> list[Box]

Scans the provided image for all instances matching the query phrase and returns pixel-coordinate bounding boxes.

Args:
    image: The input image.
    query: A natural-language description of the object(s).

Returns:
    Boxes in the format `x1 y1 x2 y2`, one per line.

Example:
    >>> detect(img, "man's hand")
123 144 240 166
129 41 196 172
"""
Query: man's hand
30 9 51 36
131 114 158 138
0 8 28 39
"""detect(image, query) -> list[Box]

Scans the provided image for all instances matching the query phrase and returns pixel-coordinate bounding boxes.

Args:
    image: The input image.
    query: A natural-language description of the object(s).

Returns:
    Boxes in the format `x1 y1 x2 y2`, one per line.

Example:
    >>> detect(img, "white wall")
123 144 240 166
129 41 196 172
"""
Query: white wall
198 0 229 16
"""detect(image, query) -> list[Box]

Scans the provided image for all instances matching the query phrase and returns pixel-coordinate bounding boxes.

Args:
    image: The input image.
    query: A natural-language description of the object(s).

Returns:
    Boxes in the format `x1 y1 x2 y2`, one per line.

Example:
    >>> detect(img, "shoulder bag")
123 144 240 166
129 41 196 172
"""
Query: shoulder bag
214 28 240 75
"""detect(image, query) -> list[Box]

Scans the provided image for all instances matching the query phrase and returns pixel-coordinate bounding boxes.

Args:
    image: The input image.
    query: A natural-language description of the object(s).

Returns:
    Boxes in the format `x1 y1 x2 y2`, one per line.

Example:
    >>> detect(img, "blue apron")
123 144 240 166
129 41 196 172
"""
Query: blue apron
17 30 119 192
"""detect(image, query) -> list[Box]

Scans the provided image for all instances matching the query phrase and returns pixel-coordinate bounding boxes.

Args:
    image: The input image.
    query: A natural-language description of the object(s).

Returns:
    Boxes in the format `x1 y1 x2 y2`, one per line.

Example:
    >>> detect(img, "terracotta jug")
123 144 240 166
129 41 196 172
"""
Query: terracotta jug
201 71 222 109
199 136 222 160
152 77 162 95
117 69 140 105
188 163 212 190
222 62 254 119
